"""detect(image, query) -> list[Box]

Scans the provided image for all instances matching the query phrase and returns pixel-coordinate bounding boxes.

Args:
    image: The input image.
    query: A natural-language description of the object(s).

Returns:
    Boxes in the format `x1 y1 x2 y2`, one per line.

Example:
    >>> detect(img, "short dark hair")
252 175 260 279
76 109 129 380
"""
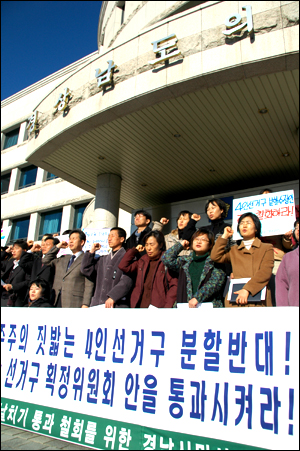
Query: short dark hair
259 188 273 195
237 213 261 238
44 236 60 246
62 229 71 235
69 229 86 243
190 227 215 251
13 239 28 251
110 227 126 240
176 210 192 222
42 233 54 239
205 199 228 219
30 278 51 301
134 210 152 222
142 230 166 251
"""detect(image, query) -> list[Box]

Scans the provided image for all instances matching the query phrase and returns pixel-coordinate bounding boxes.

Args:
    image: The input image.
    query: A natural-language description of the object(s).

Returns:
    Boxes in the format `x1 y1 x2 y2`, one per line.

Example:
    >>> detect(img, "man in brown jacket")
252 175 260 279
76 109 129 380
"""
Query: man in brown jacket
210 213 274 307
42 229 94 308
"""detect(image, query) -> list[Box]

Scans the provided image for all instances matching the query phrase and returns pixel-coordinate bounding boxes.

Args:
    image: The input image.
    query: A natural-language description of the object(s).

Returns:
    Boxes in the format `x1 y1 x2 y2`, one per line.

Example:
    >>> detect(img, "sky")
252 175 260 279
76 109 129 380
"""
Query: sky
1 1 102 101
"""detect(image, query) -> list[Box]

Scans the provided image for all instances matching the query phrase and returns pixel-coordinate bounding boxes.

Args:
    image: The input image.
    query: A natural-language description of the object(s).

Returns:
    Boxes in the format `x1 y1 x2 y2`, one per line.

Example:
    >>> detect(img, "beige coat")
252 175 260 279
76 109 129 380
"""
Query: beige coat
210 237 274 307
152 221 191 256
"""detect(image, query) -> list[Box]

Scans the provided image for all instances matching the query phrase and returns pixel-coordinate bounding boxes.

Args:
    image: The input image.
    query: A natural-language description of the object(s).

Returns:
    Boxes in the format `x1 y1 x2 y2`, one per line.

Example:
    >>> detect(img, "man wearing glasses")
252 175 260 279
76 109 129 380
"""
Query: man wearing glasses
125 210 153 252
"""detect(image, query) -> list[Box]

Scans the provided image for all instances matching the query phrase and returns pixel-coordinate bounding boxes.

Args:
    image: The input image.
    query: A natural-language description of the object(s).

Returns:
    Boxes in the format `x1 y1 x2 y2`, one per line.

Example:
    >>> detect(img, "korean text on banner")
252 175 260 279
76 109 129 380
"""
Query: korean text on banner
232 190 295 240
1 308 299 450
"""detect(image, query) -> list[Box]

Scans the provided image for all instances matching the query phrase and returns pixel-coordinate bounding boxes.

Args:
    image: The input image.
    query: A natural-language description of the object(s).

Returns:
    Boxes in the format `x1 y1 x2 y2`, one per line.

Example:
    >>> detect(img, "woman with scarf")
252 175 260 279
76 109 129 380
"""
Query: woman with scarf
205 198 235 278
161 228 226 308
205 199 232 241
152 210 201 255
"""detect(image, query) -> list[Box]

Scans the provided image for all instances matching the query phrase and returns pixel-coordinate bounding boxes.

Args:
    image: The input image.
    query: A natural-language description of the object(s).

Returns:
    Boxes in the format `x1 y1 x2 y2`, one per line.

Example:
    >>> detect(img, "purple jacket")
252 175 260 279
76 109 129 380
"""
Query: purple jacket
81 247 133 307
275 247 299 306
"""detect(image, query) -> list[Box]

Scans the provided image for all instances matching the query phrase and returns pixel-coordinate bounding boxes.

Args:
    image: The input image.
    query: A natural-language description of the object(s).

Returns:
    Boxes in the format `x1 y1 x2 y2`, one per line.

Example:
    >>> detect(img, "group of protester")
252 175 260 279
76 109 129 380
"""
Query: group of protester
1 191 299 309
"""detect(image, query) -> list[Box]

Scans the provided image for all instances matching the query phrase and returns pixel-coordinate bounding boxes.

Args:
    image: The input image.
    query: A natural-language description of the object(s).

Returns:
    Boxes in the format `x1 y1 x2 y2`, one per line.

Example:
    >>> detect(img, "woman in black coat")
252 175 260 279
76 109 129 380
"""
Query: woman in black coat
28 278 53 308
1 240 34 307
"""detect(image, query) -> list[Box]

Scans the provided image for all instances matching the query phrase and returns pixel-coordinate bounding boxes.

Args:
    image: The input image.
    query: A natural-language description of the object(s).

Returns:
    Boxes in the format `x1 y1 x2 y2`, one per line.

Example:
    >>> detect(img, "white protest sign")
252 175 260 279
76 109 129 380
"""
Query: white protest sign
82 227 111 255
1 227 12 246
232 190 295 239
1 307 298 450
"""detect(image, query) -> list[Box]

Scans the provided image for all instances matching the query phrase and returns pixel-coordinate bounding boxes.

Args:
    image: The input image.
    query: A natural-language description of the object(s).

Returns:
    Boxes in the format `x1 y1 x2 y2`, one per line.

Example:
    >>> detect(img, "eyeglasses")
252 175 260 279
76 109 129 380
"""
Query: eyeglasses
194 237 210 243
239 221 253 226
135 214 145 218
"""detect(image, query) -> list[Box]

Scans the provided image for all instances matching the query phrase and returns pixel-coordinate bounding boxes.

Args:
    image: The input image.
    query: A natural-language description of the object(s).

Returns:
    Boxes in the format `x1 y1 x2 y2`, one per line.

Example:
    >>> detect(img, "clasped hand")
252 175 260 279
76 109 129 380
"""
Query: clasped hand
234 288 249 304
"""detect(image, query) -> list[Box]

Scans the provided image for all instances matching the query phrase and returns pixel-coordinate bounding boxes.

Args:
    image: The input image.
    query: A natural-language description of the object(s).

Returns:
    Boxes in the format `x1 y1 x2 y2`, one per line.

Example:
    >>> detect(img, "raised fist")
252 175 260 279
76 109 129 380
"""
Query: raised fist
160 218 169 225
91 243 101 253
31 243 41 252
222 227 234 239
57 241 69 249
181 240 190 249
192 214 201 222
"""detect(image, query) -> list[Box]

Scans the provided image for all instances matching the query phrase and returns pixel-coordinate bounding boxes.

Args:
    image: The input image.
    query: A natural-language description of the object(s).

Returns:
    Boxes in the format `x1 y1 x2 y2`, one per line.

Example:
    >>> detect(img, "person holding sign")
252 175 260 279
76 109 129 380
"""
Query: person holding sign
161 228 226 308
210 213 274 307
119 230 178 308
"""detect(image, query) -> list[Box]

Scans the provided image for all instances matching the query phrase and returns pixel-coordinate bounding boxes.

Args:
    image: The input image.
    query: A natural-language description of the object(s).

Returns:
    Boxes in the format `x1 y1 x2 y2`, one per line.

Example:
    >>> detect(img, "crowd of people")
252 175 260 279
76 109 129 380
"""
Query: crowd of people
1 191 299 309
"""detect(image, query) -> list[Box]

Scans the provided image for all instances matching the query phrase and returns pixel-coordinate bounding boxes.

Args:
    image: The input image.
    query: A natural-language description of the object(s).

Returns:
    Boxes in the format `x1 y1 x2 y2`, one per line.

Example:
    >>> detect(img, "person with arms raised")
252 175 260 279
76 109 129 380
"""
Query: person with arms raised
81 227 133 308
162 228 226 308
210 213 274 307
42 229 94 308
1 240 34 307
119 230 178 308
152 210 201 255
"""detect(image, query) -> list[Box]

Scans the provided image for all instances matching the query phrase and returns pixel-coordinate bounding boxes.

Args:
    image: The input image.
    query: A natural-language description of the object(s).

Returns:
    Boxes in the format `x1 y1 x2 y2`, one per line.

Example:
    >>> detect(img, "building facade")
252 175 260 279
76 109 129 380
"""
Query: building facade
1 1 299 242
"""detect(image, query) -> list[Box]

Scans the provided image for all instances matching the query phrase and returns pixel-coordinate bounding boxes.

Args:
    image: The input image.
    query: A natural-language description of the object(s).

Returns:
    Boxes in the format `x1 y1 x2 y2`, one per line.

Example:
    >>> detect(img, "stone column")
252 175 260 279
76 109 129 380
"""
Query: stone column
36 168 46 185
8 168 21 193
61 205 75 234
93 173 121 229
17 122 28 145
28 213 41 241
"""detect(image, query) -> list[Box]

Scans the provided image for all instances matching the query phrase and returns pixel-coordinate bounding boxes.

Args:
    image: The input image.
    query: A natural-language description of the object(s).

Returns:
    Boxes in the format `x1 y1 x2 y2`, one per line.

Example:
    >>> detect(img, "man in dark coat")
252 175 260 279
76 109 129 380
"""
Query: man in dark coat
20 236 59 304
124 210 152 253
81 227 133 308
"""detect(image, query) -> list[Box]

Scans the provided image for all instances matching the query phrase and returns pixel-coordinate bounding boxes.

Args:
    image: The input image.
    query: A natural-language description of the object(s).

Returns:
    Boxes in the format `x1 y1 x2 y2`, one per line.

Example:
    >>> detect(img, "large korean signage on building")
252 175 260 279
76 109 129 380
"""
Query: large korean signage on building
27 5 255 134
1 307 298 450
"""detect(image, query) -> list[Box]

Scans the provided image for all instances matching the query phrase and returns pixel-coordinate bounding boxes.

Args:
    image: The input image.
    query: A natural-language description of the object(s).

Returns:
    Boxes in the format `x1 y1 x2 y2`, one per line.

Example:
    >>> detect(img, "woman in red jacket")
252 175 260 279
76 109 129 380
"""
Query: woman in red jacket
118 230 178 308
